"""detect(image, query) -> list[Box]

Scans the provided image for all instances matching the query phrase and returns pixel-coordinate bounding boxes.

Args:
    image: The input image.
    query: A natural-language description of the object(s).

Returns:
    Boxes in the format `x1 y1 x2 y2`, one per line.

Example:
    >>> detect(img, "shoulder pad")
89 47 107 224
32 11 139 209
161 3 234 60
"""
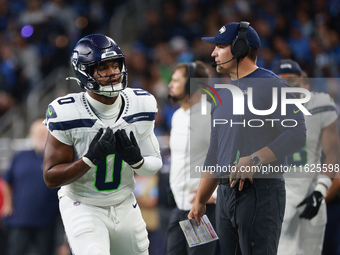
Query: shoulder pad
310 92 335 107
122 87 157 110
45 93 97 132
307 92 337 115
119 88 158 124
46 93 82 121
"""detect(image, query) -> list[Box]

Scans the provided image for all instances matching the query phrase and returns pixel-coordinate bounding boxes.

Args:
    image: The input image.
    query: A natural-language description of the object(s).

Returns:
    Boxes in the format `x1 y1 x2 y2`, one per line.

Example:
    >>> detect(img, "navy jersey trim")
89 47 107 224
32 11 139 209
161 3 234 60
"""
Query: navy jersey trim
309 105 337 115
49 119 97 131
122 112 156 124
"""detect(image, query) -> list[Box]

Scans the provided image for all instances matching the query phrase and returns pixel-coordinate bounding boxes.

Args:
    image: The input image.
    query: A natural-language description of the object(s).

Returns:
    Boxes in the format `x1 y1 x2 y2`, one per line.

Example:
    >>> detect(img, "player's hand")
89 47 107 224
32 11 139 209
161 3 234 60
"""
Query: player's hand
83 127 115 166
115 129 143 166
188 202 206 226
297 191 323 220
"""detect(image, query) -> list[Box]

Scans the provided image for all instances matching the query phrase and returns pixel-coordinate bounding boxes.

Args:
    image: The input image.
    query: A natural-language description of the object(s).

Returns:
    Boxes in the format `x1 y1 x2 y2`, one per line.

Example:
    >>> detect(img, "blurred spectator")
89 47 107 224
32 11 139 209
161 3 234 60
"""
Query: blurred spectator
0 42 25 115
12 32 42 89
253 18 272 48
286 26 312 62
272 35 294 60
18 0 50 45
274 14 291 37
0 176 10 254
19 0 48 27
160 1 188 41
0 0 10 32
1 119 60 255
139 9 166 49
43 0 79 45
0 0 339 120
169 36 193 63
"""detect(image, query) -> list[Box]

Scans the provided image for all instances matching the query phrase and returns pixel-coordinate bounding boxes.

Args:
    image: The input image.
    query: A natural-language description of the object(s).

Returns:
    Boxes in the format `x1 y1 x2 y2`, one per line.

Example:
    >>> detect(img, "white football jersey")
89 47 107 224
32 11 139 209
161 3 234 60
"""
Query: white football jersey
44 88 160 206
286 92 338 197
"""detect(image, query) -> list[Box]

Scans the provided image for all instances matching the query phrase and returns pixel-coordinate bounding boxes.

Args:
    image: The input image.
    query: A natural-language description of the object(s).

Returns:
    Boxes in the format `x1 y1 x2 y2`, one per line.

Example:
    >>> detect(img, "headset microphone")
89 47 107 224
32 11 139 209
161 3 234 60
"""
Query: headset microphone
211 56 237 67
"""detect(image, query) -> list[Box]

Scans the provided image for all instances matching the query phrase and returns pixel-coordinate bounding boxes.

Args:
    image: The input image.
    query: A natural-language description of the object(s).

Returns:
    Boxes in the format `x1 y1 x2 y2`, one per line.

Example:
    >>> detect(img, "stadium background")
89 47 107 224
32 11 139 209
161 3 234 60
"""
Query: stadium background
0 0 339 254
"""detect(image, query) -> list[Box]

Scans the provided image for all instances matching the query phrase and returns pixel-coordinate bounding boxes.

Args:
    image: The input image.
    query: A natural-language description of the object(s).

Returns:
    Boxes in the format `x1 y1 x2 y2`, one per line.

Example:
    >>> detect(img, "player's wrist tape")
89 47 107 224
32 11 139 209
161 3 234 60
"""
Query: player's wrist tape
317 175 332 189
83 157 96 168
131 158 144 169
315 183 327 197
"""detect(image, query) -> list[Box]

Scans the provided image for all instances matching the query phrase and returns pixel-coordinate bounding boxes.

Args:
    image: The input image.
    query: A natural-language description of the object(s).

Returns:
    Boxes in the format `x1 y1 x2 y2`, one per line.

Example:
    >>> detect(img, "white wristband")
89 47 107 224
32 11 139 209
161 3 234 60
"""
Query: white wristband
82 157 96 168
315 183 327 197
131 158 144 169
317 175 332 189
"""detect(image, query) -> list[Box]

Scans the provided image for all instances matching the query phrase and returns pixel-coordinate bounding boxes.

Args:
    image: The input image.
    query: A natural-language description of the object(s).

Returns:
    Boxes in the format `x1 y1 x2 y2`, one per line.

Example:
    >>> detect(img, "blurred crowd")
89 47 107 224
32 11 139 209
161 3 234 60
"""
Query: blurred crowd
0 0 340 254
0 0 339 126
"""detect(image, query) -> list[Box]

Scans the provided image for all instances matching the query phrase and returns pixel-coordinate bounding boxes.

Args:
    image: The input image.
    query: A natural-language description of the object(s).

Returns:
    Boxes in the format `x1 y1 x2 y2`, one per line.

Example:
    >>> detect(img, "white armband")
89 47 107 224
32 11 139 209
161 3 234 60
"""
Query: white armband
317 175 332 189
82 157 96 168
315 175 332 197
132 156 162 176
131 158 144 169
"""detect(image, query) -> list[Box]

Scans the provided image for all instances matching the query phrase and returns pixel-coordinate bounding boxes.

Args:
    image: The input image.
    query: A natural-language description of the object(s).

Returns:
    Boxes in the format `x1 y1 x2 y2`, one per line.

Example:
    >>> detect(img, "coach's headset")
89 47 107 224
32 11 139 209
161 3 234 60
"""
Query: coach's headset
231 21 250 60
184 62 197 95
212 21 250 68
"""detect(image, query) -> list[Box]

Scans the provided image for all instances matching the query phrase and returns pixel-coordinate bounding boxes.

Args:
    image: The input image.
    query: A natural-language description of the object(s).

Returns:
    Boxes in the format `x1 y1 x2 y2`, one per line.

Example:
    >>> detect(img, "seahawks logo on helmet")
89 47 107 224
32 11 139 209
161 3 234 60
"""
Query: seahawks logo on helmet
68 34 128 98
71 52 79 69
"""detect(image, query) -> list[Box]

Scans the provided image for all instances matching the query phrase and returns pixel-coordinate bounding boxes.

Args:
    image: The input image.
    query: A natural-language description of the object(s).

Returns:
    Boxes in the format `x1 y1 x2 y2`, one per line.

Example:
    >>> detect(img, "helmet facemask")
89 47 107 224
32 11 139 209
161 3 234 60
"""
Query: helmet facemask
87 57 127 98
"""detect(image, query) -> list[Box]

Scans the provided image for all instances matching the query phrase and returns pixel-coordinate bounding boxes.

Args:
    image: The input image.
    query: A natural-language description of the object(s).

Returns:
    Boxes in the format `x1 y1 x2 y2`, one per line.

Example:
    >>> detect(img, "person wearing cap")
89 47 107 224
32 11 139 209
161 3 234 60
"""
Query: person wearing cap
188 22 306 254
272 59 340 255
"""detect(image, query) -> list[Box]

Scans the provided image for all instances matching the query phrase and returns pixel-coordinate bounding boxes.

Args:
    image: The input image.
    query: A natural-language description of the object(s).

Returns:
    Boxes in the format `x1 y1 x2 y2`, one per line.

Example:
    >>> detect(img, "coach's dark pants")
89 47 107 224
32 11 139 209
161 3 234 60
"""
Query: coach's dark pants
166 204 217 255
216 178 285 255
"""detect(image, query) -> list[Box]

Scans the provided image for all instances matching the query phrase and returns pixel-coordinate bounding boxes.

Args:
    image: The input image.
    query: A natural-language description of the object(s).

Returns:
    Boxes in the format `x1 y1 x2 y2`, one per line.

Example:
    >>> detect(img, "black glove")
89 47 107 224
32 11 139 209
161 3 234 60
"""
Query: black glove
115 129 143 166
84 127 116 166
297 191 323 220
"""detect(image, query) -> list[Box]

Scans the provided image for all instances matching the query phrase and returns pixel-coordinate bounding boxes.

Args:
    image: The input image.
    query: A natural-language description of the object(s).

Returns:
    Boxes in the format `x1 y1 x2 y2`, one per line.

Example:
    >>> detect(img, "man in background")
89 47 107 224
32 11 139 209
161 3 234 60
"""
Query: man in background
1 119 60 255
272 59 340 255
166 61 218 255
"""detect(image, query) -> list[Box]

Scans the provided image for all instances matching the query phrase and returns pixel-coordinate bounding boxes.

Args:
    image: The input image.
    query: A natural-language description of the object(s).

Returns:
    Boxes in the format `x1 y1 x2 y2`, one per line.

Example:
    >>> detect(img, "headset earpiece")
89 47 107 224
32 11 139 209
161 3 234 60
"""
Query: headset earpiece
185 62 197 95
231 21 250 60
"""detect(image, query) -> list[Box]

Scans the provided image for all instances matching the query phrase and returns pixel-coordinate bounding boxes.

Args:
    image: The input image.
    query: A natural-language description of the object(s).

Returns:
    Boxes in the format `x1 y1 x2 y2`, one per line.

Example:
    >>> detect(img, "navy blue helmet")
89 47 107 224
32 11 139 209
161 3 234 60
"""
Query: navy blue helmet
69 34 127 97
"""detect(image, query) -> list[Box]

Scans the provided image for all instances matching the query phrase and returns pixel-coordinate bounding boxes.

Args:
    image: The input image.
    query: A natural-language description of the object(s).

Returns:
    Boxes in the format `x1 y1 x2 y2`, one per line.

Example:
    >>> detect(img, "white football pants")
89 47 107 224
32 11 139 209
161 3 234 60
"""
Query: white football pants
59 192 149 255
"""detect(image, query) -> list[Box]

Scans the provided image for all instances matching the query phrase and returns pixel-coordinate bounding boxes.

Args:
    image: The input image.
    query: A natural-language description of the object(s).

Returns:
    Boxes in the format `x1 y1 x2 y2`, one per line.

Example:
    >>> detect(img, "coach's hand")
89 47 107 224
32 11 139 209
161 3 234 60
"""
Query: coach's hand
188 202 206 226
230 156 255 191
297 191 323 220
115 129 143 167
83 127 116 167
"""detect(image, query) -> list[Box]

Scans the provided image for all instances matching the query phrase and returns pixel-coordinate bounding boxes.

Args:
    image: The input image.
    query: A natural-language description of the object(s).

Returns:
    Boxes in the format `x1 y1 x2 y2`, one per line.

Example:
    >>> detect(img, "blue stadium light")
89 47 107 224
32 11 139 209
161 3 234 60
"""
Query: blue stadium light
21 25 34 38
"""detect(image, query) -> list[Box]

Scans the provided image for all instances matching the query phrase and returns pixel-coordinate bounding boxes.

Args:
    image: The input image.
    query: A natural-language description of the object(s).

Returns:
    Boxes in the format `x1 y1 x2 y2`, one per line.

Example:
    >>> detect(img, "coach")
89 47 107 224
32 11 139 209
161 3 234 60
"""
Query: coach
188 21 306 254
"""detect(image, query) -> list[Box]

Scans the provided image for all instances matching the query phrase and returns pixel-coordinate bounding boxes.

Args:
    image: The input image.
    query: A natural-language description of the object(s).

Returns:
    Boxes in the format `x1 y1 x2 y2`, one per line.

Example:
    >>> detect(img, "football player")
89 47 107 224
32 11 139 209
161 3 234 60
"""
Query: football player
273 59 340 255
43 34 162 255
